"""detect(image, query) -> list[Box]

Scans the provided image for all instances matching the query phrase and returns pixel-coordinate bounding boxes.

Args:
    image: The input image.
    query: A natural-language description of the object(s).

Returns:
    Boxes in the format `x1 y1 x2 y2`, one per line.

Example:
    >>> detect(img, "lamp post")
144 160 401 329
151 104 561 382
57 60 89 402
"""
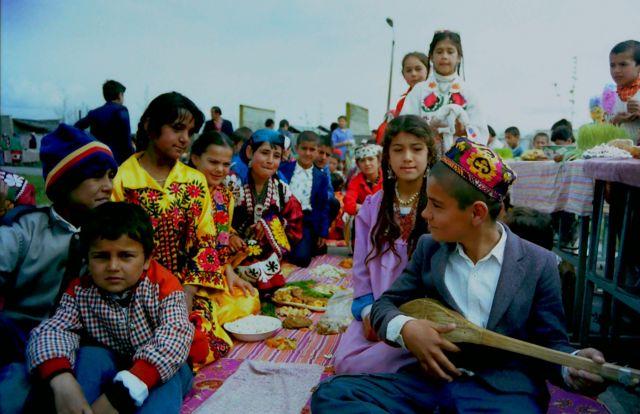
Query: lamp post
385 17 395 113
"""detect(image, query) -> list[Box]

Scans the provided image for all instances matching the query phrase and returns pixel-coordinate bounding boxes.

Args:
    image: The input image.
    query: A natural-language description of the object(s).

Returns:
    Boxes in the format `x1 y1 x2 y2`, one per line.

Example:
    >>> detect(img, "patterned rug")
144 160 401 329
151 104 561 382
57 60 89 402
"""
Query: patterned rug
181 255 610 414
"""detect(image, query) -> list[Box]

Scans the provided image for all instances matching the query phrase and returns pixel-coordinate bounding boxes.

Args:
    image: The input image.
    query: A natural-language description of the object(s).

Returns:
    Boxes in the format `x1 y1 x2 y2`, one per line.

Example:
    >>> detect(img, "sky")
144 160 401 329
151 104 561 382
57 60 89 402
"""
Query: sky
1 0 639 136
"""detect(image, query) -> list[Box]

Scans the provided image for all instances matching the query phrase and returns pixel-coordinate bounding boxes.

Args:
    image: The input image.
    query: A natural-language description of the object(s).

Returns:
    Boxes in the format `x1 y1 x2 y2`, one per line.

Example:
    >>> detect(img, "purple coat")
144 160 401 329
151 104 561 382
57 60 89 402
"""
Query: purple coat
334 191 414 374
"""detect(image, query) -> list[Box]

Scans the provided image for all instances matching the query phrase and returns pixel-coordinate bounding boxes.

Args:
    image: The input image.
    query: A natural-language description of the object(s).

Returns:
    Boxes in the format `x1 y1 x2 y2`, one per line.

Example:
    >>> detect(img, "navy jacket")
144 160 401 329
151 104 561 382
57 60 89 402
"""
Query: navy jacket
371 226 573 401
202 119 234 137
75 102 133 165
279 161 330 238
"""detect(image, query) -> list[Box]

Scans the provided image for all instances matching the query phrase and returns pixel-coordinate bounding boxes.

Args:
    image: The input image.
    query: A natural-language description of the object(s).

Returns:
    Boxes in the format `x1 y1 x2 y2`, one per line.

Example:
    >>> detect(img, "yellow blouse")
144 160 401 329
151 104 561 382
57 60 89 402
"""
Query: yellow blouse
112 154 226 291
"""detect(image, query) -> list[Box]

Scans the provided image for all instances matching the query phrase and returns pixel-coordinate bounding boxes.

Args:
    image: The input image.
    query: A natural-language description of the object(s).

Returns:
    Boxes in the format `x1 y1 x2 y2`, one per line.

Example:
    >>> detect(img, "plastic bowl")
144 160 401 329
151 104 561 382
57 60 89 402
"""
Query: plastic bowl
223 315 282 342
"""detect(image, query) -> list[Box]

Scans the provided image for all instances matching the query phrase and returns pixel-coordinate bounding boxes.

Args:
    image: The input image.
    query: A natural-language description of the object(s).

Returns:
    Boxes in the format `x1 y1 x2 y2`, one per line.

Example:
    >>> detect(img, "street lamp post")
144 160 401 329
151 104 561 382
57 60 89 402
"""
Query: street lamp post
385 17 395 114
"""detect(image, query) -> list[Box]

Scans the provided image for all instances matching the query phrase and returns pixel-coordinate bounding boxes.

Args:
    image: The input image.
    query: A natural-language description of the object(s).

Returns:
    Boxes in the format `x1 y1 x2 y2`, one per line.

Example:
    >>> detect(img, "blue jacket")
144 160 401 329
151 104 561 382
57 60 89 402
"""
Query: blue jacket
279 161 330 238
371 226 573 401
202 119 234 137
75 102 133 165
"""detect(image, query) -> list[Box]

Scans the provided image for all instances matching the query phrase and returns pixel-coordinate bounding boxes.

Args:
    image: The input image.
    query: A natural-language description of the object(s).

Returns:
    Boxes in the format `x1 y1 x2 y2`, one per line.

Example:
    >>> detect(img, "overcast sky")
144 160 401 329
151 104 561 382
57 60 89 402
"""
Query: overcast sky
1 0 639 135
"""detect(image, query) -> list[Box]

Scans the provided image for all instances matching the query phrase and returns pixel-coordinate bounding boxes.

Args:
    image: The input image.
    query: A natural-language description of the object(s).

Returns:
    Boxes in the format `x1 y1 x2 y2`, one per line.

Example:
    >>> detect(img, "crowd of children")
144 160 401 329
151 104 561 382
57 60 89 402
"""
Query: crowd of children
0 33 638 414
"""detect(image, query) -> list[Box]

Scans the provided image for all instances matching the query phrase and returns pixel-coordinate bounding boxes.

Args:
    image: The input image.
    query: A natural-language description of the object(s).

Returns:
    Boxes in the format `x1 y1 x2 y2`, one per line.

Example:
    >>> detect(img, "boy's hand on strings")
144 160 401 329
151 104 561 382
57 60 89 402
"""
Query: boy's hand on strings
401 319 461 382
566 348 607 395
229 235 246 253
317 237 326 248
225 265 256 297
50 372 93 414
91 394 118 414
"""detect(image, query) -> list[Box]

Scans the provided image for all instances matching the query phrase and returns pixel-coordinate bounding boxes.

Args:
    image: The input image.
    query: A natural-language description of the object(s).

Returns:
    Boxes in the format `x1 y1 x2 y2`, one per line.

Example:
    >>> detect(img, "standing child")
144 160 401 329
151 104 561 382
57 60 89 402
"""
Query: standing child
401 30 489 147
232 129 304 292
189 131 260 327
531 132 550 149
505 126 524 157
335 115 437 374
608 40 640 144
343 144 383 216
313 138 606 413
112 92 245 366
27 202 194 414
331 116 355 165
376 52 430 145
280 131 331 267
0 124 117 414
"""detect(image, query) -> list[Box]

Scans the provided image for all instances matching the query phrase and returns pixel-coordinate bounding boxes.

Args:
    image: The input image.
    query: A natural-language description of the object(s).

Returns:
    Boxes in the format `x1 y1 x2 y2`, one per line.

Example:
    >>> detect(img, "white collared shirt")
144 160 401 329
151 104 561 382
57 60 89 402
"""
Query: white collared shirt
386 224 507 345
444 223 507 328
289 162 313 211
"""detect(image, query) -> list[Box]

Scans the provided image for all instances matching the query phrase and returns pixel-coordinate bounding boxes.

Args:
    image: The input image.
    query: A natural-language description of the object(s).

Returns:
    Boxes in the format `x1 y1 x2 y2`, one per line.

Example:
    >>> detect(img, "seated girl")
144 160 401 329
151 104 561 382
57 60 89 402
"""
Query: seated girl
232 129 303 293
334 115 437 374
112 92 253 367
189 130 260 329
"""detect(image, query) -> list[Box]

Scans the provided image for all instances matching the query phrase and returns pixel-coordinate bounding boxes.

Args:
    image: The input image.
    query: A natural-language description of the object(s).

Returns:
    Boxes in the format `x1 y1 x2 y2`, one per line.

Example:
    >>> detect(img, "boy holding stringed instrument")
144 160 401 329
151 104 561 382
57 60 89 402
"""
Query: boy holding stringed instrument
312 138 609 413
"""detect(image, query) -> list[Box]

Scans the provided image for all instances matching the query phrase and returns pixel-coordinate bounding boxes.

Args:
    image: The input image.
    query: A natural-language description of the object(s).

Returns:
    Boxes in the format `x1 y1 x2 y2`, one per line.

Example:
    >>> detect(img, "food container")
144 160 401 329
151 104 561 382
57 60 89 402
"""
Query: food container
223 315 282 342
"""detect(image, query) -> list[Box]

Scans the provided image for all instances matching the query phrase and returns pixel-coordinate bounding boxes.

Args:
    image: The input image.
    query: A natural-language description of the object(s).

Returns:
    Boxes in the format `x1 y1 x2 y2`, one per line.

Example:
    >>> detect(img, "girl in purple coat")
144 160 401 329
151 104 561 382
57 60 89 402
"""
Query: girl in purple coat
335 115 437 374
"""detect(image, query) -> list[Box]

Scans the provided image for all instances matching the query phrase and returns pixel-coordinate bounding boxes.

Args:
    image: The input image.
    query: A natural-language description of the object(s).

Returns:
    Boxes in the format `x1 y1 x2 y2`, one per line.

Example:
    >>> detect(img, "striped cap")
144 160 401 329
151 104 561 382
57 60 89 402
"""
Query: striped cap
40 124 117 201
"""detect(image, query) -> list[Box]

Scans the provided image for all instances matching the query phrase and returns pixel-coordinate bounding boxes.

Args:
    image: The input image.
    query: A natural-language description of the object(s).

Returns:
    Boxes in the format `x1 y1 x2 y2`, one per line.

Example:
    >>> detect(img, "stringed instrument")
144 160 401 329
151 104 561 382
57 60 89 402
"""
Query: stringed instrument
399 298 640 387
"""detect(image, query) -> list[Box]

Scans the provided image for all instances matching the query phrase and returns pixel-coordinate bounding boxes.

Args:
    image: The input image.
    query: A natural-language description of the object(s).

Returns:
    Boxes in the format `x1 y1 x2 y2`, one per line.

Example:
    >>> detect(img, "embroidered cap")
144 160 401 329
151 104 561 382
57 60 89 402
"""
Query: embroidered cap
441 137 516 201
354 144 382 161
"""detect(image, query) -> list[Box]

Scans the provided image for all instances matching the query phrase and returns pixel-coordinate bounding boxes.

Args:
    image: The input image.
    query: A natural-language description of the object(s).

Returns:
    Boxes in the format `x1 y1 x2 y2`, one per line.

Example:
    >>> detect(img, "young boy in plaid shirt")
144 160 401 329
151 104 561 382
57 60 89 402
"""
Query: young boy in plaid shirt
27 202 195 414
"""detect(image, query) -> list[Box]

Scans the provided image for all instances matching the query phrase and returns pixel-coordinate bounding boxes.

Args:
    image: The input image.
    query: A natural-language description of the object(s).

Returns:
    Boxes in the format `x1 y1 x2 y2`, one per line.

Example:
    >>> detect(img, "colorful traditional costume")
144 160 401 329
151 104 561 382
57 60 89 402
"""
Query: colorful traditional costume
232 176 303 291
376 86 413 145
113 156 236 365
401 72 489 145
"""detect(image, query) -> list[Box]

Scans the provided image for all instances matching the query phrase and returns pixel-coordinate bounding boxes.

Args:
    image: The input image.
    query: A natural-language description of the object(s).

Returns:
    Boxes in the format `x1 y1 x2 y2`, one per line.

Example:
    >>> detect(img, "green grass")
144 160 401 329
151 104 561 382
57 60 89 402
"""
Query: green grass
23 174 50 206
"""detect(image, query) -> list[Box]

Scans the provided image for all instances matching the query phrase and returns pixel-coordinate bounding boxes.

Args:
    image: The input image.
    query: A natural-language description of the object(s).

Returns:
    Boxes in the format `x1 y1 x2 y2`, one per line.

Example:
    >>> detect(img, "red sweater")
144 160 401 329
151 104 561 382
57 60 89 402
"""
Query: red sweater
344 172 383 216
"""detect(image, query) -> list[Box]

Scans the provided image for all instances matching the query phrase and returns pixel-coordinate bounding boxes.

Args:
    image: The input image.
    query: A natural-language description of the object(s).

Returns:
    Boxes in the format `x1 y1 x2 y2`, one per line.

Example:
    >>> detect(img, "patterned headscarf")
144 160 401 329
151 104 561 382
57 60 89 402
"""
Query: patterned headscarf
354 144 382 161
441 137 516 201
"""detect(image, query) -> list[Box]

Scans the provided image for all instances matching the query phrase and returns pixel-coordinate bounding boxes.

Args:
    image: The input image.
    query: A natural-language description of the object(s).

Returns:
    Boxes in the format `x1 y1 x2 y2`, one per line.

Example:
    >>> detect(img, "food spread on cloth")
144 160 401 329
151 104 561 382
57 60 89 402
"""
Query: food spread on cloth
276 306 312 318
265 336 298 350
223 315 282 342
273 281 344 311
309 264 347 282
282 315 313 329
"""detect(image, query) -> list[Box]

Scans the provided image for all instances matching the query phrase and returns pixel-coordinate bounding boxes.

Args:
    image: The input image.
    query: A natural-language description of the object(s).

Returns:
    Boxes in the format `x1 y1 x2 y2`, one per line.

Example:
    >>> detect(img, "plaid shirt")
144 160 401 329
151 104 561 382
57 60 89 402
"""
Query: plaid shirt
27 260 193 388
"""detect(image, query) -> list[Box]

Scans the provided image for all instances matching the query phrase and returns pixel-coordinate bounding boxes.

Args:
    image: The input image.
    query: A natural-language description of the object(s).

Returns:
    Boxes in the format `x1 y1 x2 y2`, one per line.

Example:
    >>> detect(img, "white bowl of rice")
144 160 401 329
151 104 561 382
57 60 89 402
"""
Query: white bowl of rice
223 315 282 342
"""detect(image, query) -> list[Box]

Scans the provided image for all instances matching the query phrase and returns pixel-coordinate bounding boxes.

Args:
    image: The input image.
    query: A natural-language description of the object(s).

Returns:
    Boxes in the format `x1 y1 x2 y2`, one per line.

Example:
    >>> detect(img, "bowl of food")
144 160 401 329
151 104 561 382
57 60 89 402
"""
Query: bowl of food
223 315 282 342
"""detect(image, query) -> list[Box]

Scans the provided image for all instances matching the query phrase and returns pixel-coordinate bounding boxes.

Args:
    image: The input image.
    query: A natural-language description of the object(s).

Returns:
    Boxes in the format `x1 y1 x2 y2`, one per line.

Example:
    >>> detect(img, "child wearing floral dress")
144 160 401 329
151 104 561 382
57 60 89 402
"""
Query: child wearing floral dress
112 92 249 366
232 129 303 293
189 130 260 324
401 30 489 148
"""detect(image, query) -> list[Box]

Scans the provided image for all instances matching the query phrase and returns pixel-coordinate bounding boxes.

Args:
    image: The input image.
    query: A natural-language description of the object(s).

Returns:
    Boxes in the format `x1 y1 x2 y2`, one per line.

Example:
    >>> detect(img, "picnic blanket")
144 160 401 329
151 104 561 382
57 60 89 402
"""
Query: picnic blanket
181 254 609 414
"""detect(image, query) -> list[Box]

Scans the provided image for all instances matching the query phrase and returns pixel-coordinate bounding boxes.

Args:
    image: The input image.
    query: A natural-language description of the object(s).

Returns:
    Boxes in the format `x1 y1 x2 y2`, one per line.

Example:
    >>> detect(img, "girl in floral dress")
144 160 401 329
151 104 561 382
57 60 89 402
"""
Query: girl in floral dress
112 92 248 366
232 129 303 294
401 30 489 147
334 115 437 374
190 130 260 324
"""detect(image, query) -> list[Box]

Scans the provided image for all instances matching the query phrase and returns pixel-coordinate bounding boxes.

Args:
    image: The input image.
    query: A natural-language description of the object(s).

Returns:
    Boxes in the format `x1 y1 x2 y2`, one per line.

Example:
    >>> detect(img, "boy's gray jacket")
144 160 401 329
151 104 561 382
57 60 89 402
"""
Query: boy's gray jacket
0 208 77 328
371 227 574 400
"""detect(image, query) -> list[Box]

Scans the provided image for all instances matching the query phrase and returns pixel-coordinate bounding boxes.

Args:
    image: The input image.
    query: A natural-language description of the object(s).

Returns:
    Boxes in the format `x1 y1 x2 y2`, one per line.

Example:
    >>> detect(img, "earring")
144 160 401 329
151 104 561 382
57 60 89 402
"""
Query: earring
387 166 395 180
248 159 253 168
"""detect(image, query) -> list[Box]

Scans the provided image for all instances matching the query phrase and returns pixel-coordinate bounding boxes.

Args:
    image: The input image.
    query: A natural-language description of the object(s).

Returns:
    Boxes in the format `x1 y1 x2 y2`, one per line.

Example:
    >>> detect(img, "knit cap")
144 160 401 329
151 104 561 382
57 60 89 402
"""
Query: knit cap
40 124 117 202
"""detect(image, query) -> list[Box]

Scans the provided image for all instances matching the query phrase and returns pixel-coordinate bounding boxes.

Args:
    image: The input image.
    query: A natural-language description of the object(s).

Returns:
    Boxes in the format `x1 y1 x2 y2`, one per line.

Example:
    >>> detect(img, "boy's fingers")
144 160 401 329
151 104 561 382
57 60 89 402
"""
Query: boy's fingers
578 370 605 383
426 357 452 382
433 350 461 377
440 338 461 353
432 322 456 333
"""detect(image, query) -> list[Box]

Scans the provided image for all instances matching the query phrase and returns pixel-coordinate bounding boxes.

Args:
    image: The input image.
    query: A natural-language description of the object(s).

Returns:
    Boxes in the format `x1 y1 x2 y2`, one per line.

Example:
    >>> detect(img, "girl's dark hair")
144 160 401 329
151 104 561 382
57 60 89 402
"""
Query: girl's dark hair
401 52 430 77
366 115 437 264
188 130 233 168
80 202 155 259
427 31 463 76
136 92 204 150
